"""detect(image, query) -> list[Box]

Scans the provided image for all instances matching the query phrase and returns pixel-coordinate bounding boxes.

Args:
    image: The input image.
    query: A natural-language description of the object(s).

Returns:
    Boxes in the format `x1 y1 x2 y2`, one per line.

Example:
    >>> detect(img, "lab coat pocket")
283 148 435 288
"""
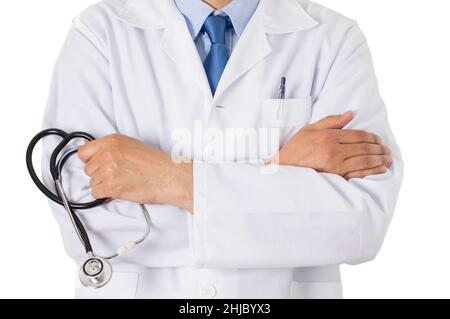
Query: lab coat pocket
260 97 312 145
75 271 138 299
289 281 343 299
261 97 312 128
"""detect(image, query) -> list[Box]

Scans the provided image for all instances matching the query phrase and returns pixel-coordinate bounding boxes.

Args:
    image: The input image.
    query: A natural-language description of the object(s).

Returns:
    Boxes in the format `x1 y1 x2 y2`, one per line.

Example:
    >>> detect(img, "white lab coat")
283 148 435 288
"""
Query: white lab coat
42 0 403 299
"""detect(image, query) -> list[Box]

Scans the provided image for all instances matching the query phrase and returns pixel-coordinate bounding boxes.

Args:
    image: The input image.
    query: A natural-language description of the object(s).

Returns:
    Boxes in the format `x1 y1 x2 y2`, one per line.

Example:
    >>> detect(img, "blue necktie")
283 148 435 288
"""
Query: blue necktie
202 15 231 95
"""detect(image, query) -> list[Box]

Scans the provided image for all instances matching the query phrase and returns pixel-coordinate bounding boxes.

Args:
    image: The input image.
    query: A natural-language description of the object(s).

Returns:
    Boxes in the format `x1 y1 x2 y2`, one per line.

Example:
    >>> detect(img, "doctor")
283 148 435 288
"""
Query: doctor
42 0 403 299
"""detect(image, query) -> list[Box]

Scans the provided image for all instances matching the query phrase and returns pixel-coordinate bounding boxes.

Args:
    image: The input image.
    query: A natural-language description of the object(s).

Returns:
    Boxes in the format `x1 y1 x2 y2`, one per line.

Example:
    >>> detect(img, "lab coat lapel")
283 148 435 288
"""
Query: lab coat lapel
213 3 271 101
115 0 213 102
213 0 319 102
160 4 214 104
114 0 318 105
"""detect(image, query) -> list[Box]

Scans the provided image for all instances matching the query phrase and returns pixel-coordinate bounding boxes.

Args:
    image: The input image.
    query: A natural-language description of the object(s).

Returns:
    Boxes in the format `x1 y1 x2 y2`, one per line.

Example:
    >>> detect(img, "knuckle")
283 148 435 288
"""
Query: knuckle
320 131 334 143
109 160 120 171
351 130 363 139
102 148 123 163
103 174 115 186
102 149 116 159
109 185 121 199
102 166 113 176
106 134 121 143
92 187 102 199
360 132 373 143
338 129 348 139
103 152 121 167
360 131 370 141
103 160 114 170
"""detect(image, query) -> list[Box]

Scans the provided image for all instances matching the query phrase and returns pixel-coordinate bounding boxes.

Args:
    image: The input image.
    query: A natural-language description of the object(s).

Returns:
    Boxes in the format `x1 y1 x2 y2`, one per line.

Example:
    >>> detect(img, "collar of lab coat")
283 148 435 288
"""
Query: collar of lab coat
111 0 318 33
108 0 318 103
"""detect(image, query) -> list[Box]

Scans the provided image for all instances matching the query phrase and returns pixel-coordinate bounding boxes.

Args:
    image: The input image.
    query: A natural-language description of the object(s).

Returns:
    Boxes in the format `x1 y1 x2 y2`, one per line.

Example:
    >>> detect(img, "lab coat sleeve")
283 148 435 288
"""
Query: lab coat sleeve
41 18 150 265
191 24 404 268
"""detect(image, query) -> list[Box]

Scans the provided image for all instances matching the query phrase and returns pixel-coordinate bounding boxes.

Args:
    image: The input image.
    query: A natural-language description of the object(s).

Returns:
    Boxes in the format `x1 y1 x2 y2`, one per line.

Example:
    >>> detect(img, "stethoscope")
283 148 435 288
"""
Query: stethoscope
26 129 151 289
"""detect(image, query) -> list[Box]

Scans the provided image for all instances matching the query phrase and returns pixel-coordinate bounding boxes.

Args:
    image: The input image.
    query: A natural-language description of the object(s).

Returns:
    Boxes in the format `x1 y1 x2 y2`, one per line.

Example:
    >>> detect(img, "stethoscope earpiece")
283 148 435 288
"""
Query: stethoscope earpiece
79 257 113 289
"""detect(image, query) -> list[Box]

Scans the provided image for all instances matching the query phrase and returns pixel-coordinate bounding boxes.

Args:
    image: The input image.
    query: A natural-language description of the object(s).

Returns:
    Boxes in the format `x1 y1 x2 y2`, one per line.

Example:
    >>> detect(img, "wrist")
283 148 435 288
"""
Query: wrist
168 161 194 213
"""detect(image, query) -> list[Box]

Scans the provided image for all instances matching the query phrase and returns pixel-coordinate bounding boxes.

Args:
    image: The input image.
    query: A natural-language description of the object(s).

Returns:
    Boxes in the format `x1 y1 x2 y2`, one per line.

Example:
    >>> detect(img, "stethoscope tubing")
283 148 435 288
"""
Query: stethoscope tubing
26 128 106 210
26 128 152 260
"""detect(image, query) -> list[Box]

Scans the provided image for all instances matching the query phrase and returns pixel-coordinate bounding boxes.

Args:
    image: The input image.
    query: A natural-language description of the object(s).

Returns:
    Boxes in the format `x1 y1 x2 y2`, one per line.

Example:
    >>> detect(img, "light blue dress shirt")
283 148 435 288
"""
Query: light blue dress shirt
173 0 261 62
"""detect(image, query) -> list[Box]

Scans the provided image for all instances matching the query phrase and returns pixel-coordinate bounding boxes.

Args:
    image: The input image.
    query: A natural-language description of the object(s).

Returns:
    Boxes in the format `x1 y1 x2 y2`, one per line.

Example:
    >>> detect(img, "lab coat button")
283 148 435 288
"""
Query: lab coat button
201 285 217 298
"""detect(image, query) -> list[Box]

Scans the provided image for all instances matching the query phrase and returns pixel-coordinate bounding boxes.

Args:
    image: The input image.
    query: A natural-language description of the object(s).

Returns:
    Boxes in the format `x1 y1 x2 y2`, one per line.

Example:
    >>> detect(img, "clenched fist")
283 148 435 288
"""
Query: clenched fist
78 134 193 211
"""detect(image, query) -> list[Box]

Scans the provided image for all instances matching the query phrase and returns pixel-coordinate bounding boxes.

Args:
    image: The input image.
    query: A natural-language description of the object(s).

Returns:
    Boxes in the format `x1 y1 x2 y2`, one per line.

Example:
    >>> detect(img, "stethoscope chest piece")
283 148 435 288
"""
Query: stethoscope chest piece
79 257 112 289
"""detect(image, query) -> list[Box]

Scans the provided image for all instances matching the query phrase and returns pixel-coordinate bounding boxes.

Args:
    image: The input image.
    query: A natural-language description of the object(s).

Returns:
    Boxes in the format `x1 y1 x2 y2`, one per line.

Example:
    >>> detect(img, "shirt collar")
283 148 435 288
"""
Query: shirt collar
112 0 318 34
173 0 261 39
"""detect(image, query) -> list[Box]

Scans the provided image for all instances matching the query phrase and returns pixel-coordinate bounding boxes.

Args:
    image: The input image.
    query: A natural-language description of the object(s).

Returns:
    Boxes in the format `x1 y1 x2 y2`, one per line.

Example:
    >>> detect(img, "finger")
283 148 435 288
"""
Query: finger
341 155 393 174
338 130 382 144
89 173 103 188
306 111 354 130
84 157 100 177
344 165 388 180
91 184 108 200
342 143 391 159
78 140 101 163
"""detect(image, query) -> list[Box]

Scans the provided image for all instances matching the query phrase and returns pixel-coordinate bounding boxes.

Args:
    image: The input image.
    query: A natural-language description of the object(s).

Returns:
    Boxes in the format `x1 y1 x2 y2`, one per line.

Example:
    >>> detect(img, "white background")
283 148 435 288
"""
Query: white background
0 0 449 299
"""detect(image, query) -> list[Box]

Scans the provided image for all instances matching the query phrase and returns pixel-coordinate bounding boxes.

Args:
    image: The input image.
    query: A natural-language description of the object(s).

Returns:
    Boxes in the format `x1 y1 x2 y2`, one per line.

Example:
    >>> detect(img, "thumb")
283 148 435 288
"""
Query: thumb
78 140 100 163
306 111 354 130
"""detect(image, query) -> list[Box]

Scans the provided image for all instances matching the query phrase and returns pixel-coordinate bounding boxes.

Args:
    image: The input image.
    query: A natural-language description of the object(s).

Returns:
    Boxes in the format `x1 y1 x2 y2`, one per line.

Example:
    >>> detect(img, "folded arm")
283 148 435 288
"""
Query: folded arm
45 19 402 268
42 20 157 264
79 24 402 268
188 24 403 268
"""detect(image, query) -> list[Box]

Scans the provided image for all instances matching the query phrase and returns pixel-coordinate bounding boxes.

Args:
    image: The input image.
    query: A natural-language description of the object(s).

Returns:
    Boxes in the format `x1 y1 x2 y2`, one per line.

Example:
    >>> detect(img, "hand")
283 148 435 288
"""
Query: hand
78 134 193 212
277 111 393 179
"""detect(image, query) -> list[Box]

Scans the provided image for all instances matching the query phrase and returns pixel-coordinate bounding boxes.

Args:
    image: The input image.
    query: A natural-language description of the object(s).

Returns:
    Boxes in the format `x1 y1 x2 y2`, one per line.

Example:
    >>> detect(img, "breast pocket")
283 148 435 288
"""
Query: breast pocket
260 97 312 145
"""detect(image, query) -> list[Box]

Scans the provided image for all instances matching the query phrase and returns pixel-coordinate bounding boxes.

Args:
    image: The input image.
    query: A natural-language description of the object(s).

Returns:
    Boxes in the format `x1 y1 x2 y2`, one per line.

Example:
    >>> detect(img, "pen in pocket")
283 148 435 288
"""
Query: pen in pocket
277 77 286 119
